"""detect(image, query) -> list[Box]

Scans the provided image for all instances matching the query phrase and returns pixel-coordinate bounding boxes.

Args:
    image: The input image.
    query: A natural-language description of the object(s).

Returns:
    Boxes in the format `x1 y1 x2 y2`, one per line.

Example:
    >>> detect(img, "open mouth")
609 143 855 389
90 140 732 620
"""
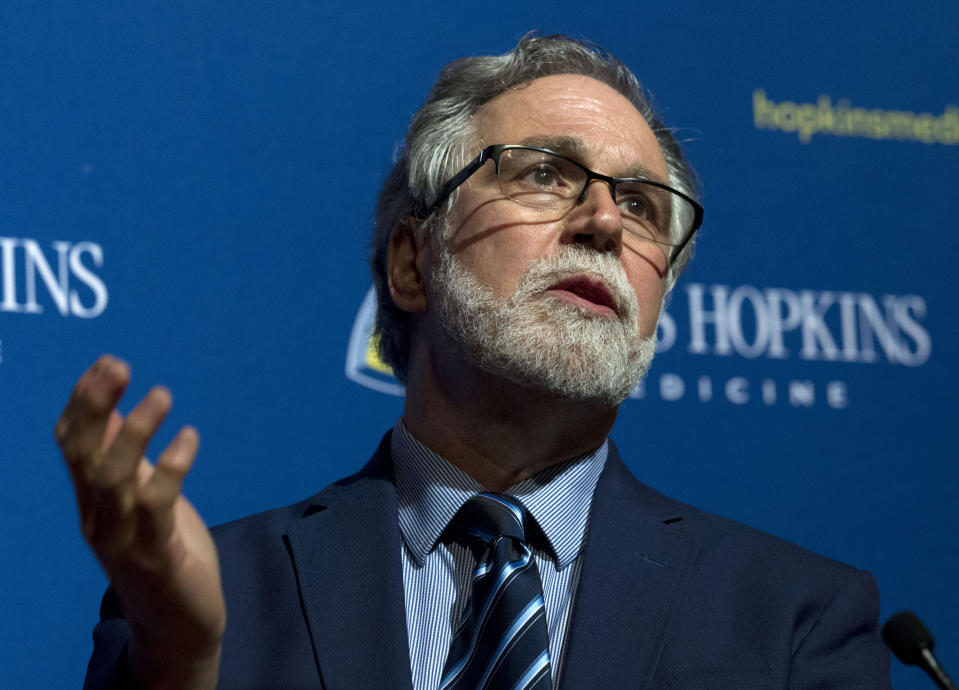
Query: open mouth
545 275 618 317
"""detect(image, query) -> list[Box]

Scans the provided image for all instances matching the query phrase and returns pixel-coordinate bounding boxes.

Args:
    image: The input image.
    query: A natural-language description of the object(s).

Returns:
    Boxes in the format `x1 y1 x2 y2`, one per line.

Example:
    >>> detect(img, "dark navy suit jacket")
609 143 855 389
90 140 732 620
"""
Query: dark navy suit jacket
84 433 891 688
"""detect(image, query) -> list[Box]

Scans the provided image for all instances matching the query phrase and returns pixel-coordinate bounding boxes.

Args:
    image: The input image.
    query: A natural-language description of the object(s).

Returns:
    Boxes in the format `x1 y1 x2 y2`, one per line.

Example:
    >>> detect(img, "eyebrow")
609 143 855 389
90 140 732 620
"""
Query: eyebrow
516 134 667 183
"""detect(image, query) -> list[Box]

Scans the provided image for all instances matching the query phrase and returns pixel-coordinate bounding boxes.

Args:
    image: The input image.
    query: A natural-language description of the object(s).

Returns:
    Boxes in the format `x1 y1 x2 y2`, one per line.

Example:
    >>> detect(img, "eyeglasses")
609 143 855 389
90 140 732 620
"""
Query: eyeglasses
422 144 703 269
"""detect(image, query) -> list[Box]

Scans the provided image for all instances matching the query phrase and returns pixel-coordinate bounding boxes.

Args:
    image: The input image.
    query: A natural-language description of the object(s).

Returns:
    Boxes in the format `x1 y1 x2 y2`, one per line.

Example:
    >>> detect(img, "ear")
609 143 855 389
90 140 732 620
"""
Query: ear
387 218 428 313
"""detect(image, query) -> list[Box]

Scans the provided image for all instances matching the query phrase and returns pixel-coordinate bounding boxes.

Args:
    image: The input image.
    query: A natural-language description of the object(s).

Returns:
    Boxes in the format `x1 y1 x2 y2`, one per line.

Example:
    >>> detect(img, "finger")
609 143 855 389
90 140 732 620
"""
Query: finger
103 409 124 449
55 355 130 468
96 386 172 488
134 455 155 488
138 427 200 541
140 426 198 508
77 410 143 515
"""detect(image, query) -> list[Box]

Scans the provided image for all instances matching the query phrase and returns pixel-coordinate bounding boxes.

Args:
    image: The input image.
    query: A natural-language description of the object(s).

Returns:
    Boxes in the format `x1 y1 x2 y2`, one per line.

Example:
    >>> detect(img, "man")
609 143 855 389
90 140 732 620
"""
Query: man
57 35 891 688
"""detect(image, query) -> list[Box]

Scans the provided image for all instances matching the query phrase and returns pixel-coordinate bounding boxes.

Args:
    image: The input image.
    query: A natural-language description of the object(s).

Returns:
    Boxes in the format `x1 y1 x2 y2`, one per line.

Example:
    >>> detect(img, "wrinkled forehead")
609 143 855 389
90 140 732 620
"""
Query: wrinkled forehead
473 74 669 181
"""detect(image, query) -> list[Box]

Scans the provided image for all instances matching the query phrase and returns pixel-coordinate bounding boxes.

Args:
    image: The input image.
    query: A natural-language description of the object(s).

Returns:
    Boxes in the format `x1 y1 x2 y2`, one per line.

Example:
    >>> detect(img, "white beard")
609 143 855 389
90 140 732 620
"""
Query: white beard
431 243 658 407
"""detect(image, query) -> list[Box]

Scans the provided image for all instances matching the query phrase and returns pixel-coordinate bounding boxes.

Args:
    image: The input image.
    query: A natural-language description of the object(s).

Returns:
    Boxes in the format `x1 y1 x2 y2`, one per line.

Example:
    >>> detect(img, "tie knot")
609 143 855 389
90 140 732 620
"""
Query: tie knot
450 492 531 546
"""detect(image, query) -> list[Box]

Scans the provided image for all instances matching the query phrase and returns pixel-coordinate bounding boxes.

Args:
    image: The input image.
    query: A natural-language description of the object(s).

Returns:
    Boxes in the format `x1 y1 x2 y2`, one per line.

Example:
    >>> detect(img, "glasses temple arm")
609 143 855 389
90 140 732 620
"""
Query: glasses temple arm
422 149 493 217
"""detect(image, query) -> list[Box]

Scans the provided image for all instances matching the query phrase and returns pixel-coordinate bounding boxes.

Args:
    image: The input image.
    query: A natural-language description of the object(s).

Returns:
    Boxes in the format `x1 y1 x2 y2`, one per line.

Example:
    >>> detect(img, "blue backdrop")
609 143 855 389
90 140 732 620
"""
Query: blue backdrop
1 2 956 687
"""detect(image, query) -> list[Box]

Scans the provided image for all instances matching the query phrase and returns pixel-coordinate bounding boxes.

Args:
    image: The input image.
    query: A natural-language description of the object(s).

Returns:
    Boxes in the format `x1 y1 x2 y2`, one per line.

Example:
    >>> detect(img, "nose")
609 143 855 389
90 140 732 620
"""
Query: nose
560 179 623 253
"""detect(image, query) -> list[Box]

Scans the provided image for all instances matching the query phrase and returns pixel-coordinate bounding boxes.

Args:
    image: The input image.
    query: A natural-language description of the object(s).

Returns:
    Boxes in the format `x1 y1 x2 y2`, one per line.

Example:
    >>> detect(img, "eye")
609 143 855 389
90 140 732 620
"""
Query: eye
521 164 566 188
497 150 582 203
618 193 653 220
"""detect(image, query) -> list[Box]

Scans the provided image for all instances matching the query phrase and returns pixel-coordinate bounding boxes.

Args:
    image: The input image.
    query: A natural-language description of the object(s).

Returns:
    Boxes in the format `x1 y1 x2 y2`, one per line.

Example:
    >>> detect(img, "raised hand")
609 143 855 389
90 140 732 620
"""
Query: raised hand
55 355 225 690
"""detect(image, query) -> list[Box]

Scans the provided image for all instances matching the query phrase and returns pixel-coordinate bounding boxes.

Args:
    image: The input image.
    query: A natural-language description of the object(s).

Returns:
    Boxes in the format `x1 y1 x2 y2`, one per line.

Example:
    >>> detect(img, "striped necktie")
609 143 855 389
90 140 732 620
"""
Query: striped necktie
439 492 553 690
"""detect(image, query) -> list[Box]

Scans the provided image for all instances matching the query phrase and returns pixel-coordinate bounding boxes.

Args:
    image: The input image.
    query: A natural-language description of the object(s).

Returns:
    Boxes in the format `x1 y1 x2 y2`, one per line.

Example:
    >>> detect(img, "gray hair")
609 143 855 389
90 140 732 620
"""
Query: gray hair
370 34 700 383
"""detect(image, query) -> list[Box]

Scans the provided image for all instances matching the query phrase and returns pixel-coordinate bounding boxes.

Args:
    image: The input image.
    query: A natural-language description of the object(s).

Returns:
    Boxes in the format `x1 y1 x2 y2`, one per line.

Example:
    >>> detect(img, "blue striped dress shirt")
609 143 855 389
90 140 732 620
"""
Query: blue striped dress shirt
391 420 608 690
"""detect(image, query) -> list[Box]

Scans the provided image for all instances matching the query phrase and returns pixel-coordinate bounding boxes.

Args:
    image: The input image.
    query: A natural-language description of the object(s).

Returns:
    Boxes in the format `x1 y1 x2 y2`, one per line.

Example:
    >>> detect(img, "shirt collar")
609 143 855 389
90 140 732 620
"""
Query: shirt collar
392 419 607 571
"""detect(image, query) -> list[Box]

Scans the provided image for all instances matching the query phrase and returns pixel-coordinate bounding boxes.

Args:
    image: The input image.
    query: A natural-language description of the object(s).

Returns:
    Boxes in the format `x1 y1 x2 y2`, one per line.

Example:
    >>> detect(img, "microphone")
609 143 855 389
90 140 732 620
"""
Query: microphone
883 611 956 690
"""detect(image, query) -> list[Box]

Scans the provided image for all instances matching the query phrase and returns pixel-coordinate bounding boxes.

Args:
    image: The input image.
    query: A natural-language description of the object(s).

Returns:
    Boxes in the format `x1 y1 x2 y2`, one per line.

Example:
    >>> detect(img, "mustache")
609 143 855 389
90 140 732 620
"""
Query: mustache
510 246 639 321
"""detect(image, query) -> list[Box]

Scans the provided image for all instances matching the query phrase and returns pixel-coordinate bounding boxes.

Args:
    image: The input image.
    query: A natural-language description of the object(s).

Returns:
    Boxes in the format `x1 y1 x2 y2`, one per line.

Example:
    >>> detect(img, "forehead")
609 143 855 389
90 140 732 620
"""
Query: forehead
473 74 668 182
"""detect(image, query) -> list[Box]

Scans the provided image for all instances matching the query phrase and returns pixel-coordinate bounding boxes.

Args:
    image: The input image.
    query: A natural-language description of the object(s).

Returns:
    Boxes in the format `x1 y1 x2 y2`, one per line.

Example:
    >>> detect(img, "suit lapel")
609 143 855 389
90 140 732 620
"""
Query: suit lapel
284 435 414 690
559 443 700 689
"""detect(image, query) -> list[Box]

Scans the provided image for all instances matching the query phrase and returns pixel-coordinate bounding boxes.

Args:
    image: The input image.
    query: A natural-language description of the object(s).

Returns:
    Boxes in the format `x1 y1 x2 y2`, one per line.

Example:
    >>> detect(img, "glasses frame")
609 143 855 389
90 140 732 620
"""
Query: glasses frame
421 144 704 269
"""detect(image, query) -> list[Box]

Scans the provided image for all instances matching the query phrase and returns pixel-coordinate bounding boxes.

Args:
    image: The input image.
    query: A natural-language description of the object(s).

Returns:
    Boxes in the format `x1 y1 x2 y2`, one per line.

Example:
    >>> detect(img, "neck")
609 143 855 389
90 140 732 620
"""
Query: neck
402 348 618 492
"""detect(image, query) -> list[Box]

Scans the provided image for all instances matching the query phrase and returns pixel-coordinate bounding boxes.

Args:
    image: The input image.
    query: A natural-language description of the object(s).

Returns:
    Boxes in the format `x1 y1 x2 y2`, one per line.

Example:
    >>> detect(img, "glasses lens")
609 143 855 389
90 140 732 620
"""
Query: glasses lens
615 181 674 244
495 147 697 263
617 181 698 251
496 148 586 208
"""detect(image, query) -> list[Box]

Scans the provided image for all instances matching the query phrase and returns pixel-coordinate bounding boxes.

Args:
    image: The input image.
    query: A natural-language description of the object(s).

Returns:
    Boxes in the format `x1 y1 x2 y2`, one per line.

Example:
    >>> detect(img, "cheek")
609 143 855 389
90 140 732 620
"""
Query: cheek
626 271 666 337
448 212 556 297
455 243 541 298
638 302 663 339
